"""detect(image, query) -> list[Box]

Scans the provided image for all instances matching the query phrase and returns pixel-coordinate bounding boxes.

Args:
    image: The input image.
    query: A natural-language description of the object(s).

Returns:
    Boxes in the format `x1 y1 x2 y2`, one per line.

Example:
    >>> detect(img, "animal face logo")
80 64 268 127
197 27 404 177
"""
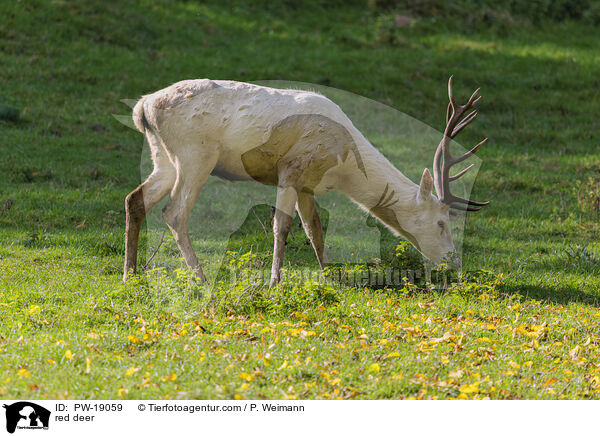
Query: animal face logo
3 402 51 434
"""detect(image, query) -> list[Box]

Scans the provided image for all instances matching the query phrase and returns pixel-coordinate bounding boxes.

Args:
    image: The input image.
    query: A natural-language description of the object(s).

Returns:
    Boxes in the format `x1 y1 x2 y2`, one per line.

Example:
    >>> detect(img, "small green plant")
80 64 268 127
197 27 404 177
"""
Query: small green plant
564 243 600 266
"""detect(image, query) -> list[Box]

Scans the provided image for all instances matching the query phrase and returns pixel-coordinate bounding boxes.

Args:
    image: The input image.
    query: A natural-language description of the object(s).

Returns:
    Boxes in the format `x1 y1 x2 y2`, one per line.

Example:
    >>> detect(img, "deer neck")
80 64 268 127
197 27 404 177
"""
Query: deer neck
337 143 422 248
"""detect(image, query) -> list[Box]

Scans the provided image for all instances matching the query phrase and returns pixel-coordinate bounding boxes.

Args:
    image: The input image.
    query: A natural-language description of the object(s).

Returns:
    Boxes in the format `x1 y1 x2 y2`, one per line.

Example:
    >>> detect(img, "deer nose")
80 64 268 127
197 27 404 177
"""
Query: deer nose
443 252 461 270
453 257 462 270
449 256 462 270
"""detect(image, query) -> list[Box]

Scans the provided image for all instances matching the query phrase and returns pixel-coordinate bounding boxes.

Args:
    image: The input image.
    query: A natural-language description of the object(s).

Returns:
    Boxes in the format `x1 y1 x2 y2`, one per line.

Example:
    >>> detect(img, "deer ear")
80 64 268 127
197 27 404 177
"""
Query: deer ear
418 168 433 201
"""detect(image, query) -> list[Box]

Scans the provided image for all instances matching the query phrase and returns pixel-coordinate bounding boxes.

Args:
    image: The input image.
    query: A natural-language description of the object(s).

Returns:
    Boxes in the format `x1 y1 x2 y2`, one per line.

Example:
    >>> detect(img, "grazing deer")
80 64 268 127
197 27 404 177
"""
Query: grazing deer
123 77 488 287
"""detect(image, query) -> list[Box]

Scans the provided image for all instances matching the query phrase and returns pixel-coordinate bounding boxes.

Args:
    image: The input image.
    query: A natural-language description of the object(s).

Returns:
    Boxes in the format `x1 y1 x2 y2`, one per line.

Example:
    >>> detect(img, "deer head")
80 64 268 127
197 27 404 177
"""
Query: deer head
402 76 489 267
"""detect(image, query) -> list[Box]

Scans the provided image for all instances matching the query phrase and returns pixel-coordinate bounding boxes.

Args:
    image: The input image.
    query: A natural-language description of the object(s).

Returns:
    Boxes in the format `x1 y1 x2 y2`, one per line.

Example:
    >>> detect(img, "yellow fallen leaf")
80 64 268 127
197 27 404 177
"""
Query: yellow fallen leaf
161 373 177 382
27 305 41 316
459 382 480 394
330 378 341 386
64 349 74 360
85 357 91 374
543 378 558 387
127 335 140 345
529 339 540 349
17 368 31 378
367 363 380 374
239 372 254 382
124 367 139 377
386 352 401 358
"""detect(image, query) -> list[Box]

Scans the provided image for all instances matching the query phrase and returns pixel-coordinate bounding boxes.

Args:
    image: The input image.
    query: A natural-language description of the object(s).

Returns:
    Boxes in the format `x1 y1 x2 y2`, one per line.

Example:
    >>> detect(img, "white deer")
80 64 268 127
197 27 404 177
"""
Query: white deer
123 77 488 287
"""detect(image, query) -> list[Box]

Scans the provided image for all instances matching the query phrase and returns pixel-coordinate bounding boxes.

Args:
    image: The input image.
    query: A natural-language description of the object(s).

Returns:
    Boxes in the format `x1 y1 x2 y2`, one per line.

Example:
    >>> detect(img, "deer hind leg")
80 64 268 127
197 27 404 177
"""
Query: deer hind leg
270 186 298 287
161 147 218 282
296 192 328 269
124 132 176 282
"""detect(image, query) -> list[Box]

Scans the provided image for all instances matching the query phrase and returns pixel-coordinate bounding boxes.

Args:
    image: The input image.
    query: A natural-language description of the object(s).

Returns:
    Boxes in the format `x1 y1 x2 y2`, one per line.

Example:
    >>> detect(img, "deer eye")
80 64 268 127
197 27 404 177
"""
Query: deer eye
438 220 445 229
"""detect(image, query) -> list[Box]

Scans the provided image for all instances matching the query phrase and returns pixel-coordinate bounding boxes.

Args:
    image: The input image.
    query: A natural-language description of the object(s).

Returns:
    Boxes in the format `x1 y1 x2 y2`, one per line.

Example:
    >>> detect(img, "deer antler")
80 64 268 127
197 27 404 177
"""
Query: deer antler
432 76 490 212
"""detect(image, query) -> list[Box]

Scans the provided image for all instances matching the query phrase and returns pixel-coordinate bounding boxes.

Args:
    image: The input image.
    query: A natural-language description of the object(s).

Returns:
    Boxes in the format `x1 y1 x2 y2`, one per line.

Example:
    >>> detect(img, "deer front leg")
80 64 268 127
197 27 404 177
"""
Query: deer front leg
296 192 327 269
270 186 298 287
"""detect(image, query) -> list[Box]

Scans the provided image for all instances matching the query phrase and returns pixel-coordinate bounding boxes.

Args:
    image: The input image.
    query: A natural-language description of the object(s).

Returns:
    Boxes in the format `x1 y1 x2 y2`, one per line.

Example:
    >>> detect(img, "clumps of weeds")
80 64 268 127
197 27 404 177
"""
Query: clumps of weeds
564 243 600 267
211 267 340 318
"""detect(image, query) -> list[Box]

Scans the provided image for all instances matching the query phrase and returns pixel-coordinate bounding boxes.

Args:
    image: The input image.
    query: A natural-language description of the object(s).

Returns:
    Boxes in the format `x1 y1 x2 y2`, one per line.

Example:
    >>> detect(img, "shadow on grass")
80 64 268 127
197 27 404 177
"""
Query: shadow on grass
497 282 600 306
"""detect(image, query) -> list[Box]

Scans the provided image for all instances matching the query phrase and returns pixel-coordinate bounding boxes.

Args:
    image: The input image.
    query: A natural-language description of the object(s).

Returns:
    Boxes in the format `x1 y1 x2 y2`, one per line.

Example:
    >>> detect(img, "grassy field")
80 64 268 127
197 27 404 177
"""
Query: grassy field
1 0 599 399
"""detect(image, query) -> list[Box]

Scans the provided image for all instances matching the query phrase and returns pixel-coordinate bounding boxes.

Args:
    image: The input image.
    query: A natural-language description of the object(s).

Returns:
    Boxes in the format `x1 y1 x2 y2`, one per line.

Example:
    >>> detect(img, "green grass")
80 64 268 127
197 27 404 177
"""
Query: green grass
1 0 599 399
